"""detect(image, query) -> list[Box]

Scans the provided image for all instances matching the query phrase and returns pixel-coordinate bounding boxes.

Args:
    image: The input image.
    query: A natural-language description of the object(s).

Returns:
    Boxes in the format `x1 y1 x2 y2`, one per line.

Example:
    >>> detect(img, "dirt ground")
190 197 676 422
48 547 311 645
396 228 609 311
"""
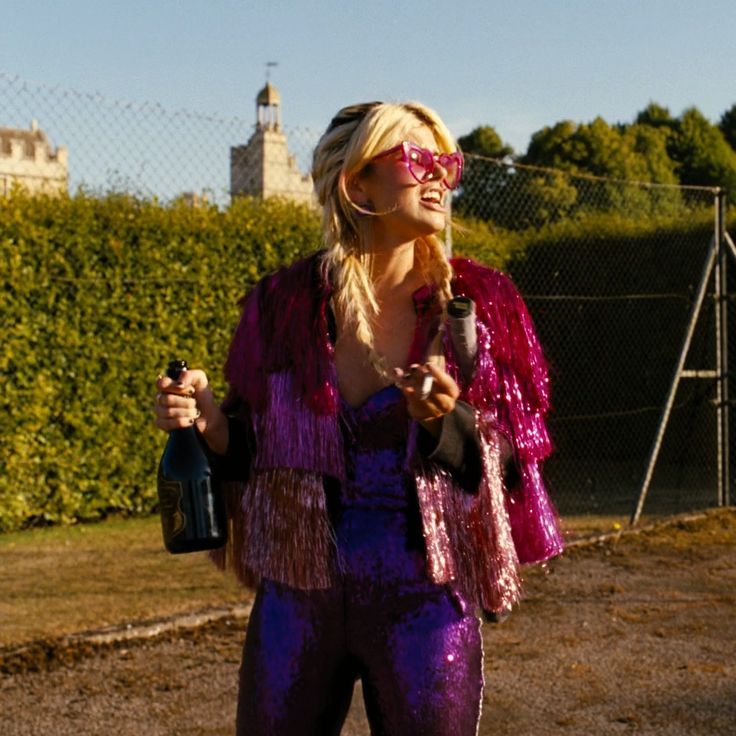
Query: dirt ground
1 509 734 736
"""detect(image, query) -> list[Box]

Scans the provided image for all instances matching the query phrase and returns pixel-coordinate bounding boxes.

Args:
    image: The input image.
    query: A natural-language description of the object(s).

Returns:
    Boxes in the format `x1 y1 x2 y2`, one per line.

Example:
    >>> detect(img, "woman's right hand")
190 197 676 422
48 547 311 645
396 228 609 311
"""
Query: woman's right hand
154 368 223 439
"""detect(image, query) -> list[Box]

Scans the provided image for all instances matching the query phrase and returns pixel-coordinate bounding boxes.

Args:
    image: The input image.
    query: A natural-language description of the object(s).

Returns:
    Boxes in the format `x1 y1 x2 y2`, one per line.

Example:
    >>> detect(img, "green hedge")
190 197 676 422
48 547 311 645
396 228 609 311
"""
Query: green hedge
1 192 730 530
0 192 320 531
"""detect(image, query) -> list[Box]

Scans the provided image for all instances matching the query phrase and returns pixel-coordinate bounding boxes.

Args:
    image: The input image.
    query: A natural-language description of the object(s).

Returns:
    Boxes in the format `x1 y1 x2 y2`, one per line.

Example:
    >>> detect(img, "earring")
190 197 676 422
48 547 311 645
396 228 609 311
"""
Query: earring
356 201 374 217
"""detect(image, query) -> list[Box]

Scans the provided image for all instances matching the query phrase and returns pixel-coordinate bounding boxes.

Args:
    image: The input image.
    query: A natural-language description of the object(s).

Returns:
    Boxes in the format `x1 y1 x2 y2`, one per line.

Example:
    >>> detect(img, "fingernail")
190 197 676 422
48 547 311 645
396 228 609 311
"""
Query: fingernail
420 374 434 399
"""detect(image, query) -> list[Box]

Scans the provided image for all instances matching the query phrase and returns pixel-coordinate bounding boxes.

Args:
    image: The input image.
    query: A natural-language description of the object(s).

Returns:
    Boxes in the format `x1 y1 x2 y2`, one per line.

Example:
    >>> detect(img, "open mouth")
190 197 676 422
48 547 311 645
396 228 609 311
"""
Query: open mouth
420 189 444 206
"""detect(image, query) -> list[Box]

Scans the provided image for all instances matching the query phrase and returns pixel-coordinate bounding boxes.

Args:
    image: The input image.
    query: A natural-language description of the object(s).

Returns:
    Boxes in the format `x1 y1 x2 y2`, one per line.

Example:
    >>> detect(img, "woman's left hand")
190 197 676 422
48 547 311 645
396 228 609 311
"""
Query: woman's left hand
393 362 459 437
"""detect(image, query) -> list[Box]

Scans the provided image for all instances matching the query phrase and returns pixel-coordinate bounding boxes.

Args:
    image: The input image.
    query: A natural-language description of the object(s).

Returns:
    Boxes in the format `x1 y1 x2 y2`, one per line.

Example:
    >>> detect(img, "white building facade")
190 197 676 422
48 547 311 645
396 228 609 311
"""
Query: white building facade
0 120 68 195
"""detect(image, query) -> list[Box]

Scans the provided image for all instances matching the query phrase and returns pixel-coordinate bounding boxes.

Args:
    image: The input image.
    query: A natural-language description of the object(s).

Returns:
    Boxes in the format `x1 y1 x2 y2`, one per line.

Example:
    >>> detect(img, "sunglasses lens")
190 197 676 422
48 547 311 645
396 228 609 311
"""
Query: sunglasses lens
406 145 434 183
439 153 462 189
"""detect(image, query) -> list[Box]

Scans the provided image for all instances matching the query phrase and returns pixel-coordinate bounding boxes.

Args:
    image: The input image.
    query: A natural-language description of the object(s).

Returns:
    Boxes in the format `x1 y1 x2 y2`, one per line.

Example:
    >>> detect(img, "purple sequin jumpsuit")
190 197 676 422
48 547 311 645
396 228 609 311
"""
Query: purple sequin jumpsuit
236 384 483 735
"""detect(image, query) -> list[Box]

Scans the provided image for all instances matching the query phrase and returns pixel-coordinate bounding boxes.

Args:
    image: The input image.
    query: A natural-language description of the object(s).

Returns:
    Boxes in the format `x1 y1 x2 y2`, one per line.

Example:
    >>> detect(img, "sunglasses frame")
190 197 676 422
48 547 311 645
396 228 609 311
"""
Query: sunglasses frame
371 141 464 190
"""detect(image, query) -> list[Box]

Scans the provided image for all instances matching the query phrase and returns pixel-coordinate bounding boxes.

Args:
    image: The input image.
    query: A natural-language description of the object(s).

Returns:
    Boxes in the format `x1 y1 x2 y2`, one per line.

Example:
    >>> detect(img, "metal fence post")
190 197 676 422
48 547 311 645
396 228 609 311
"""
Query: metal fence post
715 189 730 507
630 233 718 526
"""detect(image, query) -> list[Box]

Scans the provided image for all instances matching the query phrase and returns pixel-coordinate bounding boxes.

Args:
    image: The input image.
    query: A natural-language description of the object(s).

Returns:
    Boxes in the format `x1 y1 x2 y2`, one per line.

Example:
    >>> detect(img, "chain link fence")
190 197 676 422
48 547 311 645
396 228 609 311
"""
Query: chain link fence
456 155 730 520
1 71 733 522
0 71 319 205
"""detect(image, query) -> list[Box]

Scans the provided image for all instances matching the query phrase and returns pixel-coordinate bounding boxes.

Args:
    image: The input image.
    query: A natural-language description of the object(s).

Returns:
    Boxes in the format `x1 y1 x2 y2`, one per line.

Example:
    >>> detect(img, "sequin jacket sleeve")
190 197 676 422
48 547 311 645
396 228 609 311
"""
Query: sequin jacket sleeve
409 258 564 614
449 258 563 564
416 400 483 492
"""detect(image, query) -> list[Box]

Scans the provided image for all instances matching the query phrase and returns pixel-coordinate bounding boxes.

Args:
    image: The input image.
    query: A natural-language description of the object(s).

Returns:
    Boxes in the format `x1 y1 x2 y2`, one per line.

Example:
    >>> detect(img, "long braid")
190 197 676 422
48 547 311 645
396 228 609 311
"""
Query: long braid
421 234 454 307
414 234 454 371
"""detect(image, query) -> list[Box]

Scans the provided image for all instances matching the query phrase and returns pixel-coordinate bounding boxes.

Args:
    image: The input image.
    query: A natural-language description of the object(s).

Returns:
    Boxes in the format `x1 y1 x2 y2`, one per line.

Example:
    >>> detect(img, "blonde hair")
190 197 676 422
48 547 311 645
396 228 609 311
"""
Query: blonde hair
311 101 457 377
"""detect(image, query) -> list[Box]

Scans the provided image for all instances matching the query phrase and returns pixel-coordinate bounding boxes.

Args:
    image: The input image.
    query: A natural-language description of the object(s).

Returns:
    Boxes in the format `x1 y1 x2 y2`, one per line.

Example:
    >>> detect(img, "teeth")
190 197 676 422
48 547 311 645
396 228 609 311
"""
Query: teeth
422 191 442 203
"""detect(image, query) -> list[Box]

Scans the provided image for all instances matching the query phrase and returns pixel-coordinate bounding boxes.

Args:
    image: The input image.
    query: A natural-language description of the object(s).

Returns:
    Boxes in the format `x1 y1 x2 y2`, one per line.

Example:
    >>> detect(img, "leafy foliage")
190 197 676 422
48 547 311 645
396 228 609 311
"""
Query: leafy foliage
523 117 680 185
720 103 736 152
519 106 736 205
457 102 736 228
454 126 515 221
1 182 732 531
0 191 320 531
668 107 736 197
635 102 677 130
458 126 514 159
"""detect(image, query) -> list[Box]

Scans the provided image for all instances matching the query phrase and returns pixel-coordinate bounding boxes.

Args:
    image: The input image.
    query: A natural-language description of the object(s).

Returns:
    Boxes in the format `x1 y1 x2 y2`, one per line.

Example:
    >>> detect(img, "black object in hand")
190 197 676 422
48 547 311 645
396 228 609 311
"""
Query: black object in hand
157 359 226 553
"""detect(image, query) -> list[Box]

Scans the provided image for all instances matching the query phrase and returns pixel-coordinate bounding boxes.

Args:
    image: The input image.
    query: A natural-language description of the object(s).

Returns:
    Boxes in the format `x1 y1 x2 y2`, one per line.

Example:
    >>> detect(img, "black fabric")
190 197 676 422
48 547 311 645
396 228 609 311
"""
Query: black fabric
416 401 520 493
198 415 252 483
416 400 483 493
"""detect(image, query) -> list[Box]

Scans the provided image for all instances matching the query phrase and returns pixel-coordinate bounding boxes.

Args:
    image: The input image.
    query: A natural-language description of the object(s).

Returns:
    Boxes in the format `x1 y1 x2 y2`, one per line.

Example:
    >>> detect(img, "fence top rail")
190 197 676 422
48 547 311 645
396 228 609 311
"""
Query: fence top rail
0 69 318 136
465 151 723 195
0 70 250 129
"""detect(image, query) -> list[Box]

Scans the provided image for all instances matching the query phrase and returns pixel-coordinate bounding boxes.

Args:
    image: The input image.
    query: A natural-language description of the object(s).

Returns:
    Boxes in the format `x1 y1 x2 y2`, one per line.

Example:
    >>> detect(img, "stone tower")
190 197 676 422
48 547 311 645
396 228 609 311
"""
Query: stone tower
230 83 314 205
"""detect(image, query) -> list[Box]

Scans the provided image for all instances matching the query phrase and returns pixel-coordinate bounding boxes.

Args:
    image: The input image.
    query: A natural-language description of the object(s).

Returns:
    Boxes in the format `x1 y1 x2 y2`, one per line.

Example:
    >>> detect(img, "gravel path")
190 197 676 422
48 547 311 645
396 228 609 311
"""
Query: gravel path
1 510 734 735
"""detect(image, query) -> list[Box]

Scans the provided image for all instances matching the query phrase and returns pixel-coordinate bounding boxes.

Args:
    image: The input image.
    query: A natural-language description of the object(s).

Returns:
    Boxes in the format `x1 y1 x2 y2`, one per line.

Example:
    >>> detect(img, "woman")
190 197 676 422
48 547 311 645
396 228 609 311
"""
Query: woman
154 101 563 735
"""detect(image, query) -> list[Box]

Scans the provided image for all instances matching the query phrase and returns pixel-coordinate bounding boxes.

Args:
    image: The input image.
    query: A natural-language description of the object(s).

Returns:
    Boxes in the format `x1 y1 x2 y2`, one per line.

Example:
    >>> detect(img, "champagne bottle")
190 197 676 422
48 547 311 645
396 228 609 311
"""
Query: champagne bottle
157 359 227 553
447 296 477 382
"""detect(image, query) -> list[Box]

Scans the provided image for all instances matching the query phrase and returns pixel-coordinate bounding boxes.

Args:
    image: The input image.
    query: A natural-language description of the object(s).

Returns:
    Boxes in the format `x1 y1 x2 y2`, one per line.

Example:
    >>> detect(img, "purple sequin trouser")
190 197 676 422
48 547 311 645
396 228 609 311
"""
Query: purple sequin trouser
236 386 483 736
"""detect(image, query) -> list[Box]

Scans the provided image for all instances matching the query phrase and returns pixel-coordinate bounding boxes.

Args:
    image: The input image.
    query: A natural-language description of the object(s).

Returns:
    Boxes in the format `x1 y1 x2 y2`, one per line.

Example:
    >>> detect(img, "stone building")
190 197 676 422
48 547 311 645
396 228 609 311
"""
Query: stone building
230 83 314 205
0 120 68 195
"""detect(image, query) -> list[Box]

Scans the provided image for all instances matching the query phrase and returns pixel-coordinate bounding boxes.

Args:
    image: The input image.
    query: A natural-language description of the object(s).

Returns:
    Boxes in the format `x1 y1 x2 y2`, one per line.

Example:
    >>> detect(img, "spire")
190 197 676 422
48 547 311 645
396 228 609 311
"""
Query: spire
256 62 281 130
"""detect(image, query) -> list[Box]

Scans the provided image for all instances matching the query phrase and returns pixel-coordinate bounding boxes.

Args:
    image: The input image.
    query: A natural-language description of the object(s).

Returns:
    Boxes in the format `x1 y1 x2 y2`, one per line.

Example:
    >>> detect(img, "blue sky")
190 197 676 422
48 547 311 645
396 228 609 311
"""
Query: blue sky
2 0 734 153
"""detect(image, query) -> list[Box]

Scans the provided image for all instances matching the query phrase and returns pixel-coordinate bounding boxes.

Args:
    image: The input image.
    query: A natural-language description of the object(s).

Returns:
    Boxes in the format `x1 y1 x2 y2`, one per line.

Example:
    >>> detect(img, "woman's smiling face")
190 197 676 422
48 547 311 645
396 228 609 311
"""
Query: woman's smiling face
352 125 452 244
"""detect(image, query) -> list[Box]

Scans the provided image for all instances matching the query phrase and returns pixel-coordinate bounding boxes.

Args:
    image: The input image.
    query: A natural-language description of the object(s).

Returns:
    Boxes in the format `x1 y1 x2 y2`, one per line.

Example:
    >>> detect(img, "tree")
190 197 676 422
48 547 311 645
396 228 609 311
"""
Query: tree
719 103 736 152
668 107 736 200
524 117 676 183
521 117 682 217
625 124 677 183
623 124 682 213
635 102 676 130
454 103 736 228
457 126 514 159
453 126 515 222
523 120 579 170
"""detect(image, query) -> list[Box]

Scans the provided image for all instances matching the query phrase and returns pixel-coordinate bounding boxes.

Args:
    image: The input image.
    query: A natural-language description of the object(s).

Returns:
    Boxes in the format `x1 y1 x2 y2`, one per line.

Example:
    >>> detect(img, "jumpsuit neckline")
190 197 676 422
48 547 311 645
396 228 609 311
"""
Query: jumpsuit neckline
333 282 442 412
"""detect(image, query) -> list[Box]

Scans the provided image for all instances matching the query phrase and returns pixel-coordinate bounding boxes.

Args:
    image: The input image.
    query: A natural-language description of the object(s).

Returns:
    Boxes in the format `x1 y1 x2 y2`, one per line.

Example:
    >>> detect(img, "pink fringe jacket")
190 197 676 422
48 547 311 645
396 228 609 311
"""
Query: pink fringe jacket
212 253 563 613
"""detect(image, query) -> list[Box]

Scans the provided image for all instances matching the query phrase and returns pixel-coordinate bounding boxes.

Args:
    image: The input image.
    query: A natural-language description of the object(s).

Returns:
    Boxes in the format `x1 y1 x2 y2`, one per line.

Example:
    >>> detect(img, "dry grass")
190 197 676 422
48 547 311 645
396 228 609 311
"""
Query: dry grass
0 516 248 647
0 510 686 648
559 512 630 539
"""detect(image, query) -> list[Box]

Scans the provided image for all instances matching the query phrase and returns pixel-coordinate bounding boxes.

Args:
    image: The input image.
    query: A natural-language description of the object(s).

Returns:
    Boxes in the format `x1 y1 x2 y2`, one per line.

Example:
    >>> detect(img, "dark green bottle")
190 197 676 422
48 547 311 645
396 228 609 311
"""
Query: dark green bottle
157 359 227 553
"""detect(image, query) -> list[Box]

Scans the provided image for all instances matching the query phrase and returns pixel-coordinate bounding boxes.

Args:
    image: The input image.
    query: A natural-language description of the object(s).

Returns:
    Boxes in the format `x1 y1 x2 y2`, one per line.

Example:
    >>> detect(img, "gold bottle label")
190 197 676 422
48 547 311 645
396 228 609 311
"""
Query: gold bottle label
158 478 186 541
